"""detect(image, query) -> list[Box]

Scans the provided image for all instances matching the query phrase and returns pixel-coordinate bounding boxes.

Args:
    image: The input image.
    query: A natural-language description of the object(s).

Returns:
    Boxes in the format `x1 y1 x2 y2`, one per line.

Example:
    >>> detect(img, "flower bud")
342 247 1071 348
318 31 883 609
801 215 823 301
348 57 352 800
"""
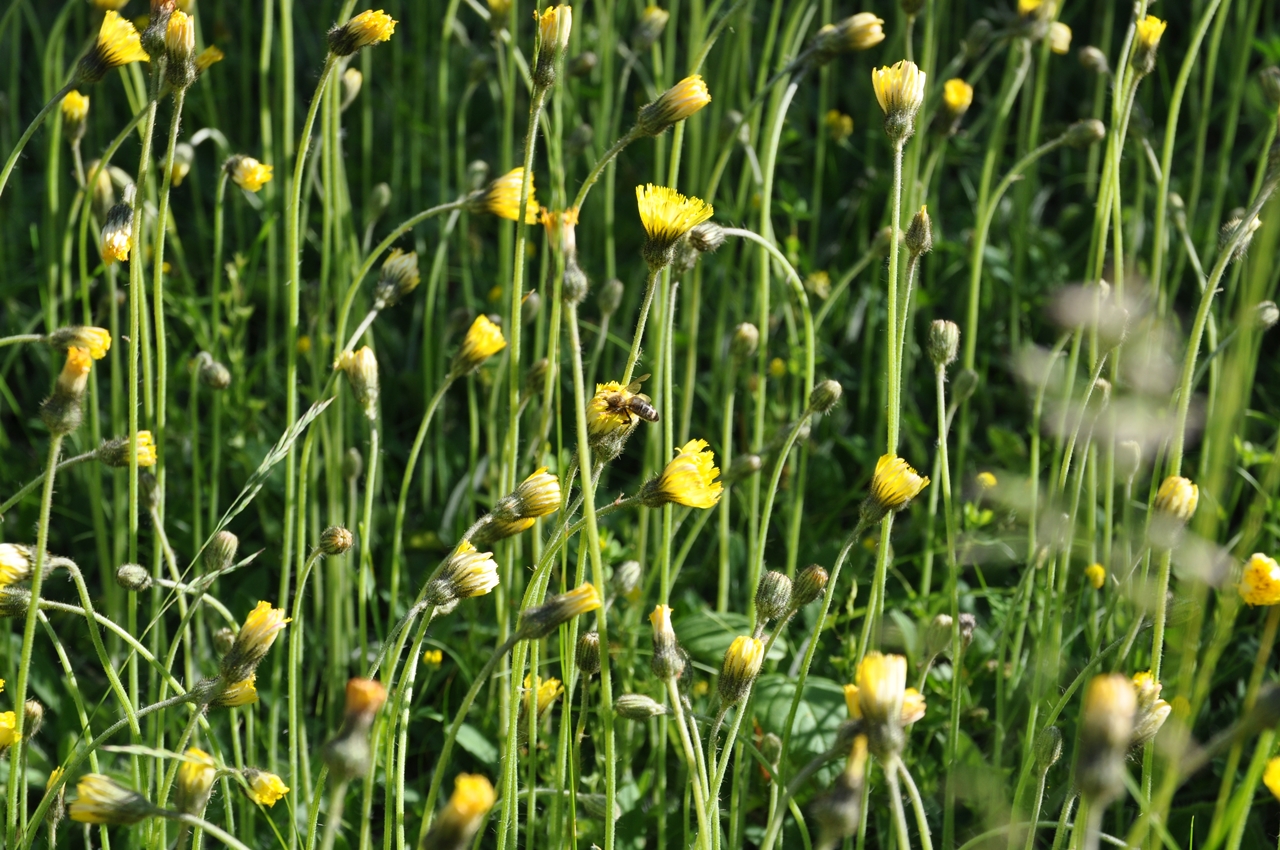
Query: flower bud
1064 118 1107 148
569 52 597 78
631 6 669 52
68 774 158 825
1261 66 1280 108
1117 440 1142 482
365 183 393 232
533 6 572 88
213 627 235 657
41 347 93 435
616 693 668 719
1251 301 1279 331
197 354 232 389
516 583 601 640
174 748 216 815
649 604 685 680
207 530 240 572
1130 672 1171 748
635 75 712 137
793 564 830 608
718 636 765 704
755 570 793 622
576 631 601 677
344 447 364 481
1047 21 1071 55
760 732 783 767
564 258 590 305
951 368 979 405
116 563 152 591
1220 215 1262 264
808 379 843 414
324 678 388 780
321 526 354 556
810 13 886 65
924 614 953 658
340 67 363 111
96 431 158 468
424 542 500 605
373 249 420 310
598 278 625 318
1034 726 1063 773
612 560 642 599
1079 46 1110 75
1131 15 1167 78
927 320 959 368
1149 475 1198 548
731 322 760 362
164 9 196 89
689 221 725 254
905 206 932 256
61 91 90 145
220 601 290 683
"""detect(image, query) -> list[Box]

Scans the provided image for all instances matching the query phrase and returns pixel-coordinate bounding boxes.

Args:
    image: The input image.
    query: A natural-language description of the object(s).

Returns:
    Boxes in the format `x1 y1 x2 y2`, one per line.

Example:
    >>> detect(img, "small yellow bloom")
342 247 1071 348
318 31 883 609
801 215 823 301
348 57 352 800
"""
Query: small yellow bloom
336 346 379 419
426 540 501 604
536 6 573 57
1048 22 1071 55
425 773 496 849
506 467 561 519
422 649 444 667
174 748 216 815
451 314 507 376
1135 15 1167 50
587 380 643 438
718 635 766 704
867 454 930 515
769 357 787 378
220 601 290 681
77 11 150 84
328 9 397 56
825 110 854 143
1239 553 1280 606
517 583 602 640
1017 0 1046 15
47 765 64 790
1130 671 1171 748
1085 563 1106 590
901 687 927 725
101 202 134 263
244 769 290 807
635 183 714 265
62 91 90 136
976 471 997 491
227 155 274 192
524 674 564 719
636 74 712 136
50 326 111 359
643 439 723 509
195 45 225 74
166 10 196 62
811 12 886 61
0 544 35 588
343 678 388 719
297 335 312 355
212 676 259 708
943 78 974 116
473 167 540 223
871 60 926 122
1265 758 1280 802
69 774 156 825
0 711 20 747
57 347 94 398
96 430 158 468
854 651 907 727
1150 475 1198 548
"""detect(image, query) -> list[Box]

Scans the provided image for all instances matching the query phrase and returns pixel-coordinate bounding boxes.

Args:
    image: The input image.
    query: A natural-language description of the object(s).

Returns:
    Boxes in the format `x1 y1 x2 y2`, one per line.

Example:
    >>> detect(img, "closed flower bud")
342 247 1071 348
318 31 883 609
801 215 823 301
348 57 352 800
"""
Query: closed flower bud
755 571 793 622
423 774 496 850
115 563 152 591
731 323 760 362
517 583 601 640
1079 45 1110 75
650 604 686 680
425 542 500 605
899 0 924 15
101 200 134 264
958 614 976 648
198 355 232 390
631 6 669 51
718 635 765 704
1064 118 1107 148
722 453 763 485
75 11 149 85
1034 726 1063 773
1076 674 1137 804
810 13 886 65
320 526 354 556
534 5 572 87
42 347 93 435
924 614 953 658
905 206 932 256
365 183 393 232
689 221 725 254
89 161 115 221
927 320 960 368
1251 301 1279 331
523 359 550 399
1047 22 1071 55
61 91 90 145
1132 15 1167 77
0 586 31 616
96 431 158 468
68 774 158 825
808 379 843 414
636 75 712 137
324 678 388 780
576 631 601 676
164 9 196 88
1220 215 1262 264
225 155 274 192
243 769 289 807
1149 475 1198 548
373 248 420 309
598 278 625 318
1130 672 1171 748
206 530 239 572
450 314 507 377
174 748 216 815
1117 440 1142 482
328 9 397 56
22 699 43 740
569 52 597 78
340 67 363 111
863 454 930 520
213 627 235 657
1239 553 1280 606
640 439 724 508
610 561 642 602
344 447 364 481
337 346 379 420
793 564 829 608
220 601 290 683
616 693 669 719
871 60 927 143
952 368 980 405
564 258 590 305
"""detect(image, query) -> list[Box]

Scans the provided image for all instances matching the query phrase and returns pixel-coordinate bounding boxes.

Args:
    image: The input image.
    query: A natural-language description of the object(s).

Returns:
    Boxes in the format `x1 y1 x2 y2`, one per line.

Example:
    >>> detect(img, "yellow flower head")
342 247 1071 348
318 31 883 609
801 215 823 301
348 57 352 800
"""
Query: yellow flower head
77 11 150 84
91 0 130 8
1239 553 1280 606
69 774 156 825
473 167 540 223
336 346 379 419
62 91 90 139
636 74 712 136
516 583 602 640
507 467 562 519
47 766 64 791
812 12 886 61
1017 0 1050 15
49 325 112 359
166 9 196 62
648 604 684 678
0 544 34 587
855 651 907 727
227 155 274 192
220 601 290 681
56 347 94 398
718 635 766 704
537 5 573 56
174 748 217 815
872 60 926 140
1150 475 1198 548
96 430 158 468
826 109 854 143
1080 673 1137 761
902 687 927 725
451 314 507 376
1085 563 1106 590
1135 15 1167 51
976 471 997 491
328 9 397 56
244 769 289 807
133 431 158 466
943 78 973 116
867 454 930 516
540 207 580 256
343 677 388 719
425 774 496 848
524 674 564 718
1266 758 1280 803
195 45 225 74
635 184 714 266
101 202 134 263
642 439 723 509
0 711 20 748
211 676 259 708
1048 22 1071 55
422 649 444 667
586 379 646 439
426 540 501 604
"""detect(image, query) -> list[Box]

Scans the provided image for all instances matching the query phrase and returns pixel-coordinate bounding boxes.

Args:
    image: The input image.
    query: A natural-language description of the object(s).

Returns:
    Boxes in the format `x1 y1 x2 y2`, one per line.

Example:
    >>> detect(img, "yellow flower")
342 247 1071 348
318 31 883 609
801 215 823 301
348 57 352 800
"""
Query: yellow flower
1239 553 1280 606
62 91 90 139
49 326 111 359
56 347 94 398
854 651 907 727
422 649 444 667
976 471 997 491
174 748 216 815
0 711 20 747
636 74 712 136
1017 0 1046 15
220 601 290 681
901 688 927 725
718 635 765 704
1085 563 1106 590
69 774 156 825
1266 758 1280 802
826 109 854 143
539 207 580 256
343 678 388 719
587 380 642 438
101 203 134 263
524 674 564 719
535 5 573 72
872 60 926 116
336 346 379 419
1130 672 1171 748
424 774 496 849
1078 673 1137 802
769 357 787 378
1048 22 1071 55
47 766 64 790
328 9 397 56
811 12 885 61
635 183 714 266
867 454 930 515
166 9 196 63
244 769 289 807
77 11 150 84
517 583 602 640
1150 475 1198 547
227 155 274 192
642 439 723 509
0 544 35 587
1135 15 1167 50
473 167 540 223
426 541 501 604
503 467 561 519
195 45 225 74
451 314 507 376
943 78 973 116
212 676 259 708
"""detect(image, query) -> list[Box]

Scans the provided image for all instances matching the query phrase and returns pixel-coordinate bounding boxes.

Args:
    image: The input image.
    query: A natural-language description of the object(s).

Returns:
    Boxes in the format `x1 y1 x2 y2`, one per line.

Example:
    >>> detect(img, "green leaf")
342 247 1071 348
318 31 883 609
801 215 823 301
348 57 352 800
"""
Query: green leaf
673 610 787 667
752 673 847 765
455 722 498 764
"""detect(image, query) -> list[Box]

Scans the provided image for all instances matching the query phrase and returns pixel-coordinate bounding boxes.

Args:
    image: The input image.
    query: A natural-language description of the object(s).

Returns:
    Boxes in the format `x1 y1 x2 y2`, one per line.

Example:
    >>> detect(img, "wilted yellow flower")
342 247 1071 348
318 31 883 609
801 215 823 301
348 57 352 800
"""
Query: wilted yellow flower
328 9 397 56
1266 758 1280 802
635 184 714 266
1239 553 1280 606
866 454 930 516
336 346 379 419
0 711 19 747
195 45 225 74
517 583 602 639
76 11 150 84
425 540 501 604
1130 672 1171 748
227 155 274 192
1085 563 1106 590
244 769 289 806
1048 22 1071 54
220 601 290 682
174 748 216 815
450 314 507 376
641 439 723 509
424 774 496 849
68 774 156 825
636 74 712 136
871 60 926 140
472 167 540 223
211 676 259 708
0 544 34 588
718 635 766 704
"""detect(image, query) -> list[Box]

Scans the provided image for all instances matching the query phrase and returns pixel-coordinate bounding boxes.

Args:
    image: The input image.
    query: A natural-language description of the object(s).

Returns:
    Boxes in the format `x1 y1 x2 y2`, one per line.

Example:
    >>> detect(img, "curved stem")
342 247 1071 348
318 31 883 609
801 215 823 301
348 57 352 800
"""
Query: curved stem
0 83 73 201
571 128 639 212
886 755 914 850
620 266 661 387
897 757 934 850
289 548 326 814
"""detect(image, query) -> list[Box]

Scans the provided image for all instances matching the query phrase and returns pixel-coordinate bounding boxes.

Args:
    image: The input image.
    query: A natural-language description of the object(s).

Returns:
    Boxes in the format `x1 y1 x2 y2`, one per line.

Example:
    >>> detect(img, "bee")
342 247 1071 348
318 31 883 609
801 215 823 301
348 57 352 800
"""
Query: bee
604 375 660 423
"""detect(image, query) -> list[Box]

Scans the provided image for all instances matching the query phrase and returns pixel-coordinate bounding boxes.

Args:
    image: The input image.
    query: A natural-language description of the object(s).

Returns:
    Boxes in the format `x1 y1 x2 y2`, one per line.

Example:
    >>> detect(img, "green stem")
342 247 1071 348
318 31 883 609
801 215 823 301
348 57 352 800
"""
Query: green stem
0 83 73 200
621 266 662 387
